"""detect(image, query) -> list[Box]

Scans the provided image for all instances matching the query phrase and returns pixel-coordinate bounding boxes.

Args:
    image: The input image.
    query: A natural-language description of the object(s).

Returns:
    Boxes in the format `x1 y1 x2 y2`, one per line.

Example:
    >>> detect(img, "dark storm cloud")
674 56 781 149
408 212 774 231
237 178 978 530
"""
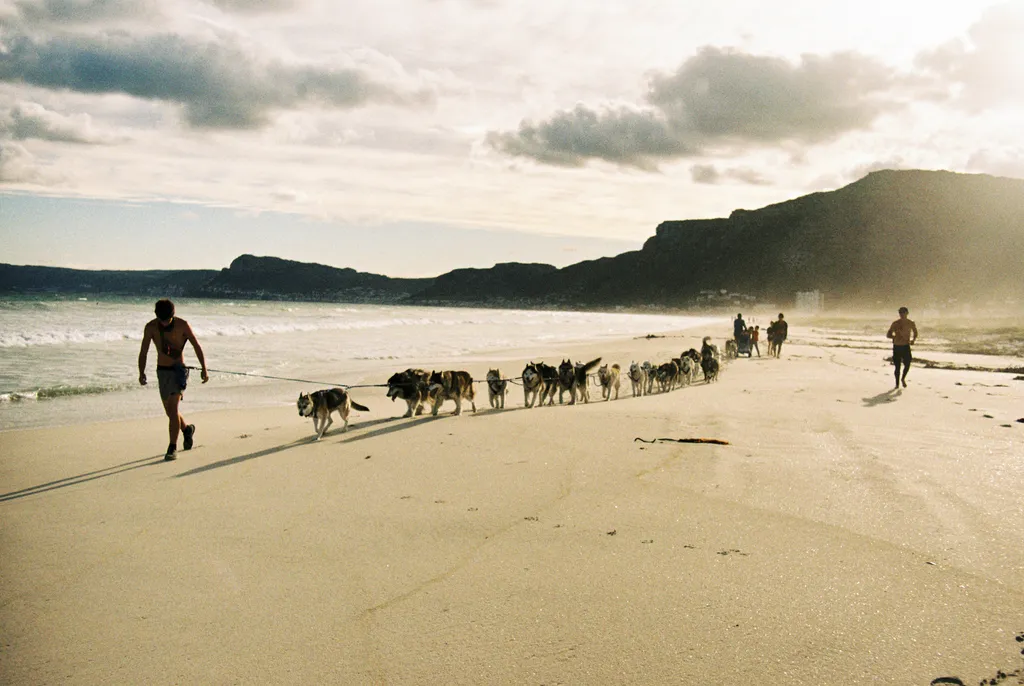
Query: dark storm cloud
486 104 695 169
489 47 903 170
0 31 436 129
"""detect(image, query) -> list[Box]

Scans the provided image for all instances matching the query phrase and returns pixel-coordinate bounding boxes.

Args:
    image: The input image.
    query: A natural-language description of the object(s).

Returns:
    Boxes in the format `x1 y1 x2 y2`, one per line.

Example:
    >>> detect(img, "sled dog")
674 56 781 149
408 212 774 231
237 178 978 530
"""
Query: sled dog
486 369 508 409
629 361 647 397
522 362 546 408
598 363 620 401
428 370 477 416
297 388 369 440
558 357 601 405
386 368 431 418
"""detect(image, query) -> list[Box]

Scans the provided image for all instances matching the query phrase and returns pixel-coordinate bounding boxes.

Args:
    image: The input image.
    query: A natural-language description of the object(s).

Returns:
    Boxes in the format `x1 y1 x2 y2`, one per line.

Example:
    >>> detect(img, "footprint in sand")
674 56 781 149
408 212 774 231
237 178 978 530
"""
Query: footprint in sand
983 414 994 419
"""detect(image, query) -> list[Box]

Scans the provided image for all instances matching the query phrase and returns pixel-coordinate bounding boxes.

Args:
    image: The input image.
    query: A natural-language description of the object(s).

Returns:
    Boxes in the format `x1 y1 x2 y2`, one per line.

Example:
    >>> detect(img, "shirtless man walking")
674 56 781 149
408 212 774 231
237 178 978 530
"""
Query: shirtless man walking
886 306 918 389
139 299 209 460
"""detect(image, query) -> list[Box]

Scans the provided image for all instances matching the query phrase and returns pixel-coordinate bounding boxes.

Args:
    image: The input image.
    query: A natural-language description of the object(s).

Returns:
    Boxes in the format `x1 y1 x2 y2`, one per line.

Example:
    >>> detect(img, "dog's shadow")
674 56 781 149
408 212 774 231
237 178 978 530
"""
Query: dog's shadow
341 403 539 443
862 388 901 407
339 414 447 443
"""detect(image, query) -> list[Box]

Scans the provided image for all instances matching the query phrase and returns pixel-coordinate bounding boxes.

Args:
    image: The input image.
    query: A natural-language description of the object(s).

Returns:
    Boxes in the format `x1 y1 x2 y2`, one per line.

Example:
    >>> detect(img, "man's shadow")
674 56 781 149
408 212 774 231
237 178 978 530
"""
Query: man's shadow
0 455 165 502
862 388 901 407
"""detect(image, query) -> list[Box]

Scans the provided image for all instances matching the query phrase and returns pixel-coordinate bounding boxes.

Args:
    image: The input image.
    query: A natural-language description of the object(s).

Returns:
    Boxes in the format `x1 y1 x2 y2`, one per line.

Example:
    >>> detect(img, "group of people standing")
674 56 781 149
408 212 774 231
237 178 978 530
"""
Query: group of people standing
733 312 788 358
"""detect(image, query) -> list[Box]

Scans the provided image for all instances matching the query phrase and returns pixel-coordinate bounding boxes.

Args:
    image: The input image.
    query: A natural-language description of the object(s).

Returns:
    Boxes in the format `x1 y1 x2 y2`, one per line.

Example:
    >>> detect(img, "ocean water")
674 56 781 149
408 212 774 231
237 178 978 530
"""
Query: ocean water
0 297 719 431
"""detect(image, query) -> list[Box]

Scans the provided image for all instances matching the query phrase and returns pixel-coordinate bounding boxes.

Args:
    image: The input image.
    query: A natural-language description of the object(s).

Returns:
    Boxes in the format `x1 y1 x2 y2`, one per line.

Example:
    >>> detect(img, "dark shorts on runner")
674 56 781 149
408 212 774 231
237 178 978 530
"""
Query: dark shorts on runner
157 366 184 398
892 344 912 367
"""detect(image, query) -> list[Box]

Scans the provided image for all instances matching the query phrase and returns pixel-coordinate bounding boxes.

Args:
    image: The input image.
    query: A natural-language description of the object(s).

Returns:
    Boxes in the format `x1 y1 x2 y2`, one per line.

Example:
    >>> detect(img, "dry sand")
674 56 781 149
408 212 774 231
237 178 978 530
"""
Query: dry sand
2 324 1023 685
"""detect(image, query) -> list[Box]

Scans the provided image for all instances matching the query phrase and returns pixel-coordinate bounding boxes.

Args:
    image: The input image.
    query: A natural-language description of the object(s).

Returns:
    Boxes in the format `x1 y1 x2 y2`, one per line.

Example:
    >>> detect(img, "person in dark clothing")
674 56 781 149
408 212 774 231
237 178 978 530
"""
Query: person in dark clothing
733 313 746 341
770 313 788 358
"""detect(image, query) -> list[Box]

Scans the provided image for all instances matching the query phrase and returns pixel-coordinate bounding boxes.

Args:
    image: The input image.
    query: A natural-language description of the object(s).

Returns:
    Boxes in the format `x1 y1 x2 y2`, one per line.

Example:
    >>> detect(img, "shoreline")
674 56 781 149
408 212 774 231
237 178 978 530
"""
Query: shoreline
2 324 1023 684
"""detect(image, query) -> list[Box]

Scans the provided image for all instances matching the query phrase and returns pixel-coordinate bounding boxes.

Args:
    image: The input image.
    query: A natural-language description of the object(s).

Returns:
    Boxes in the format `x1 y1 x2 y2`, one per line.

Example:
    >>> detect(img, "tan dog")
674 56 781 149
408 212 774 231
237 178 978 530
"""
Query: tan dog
598 363 620 401
486 369 508 409
628 361 647 397
297 388 369 440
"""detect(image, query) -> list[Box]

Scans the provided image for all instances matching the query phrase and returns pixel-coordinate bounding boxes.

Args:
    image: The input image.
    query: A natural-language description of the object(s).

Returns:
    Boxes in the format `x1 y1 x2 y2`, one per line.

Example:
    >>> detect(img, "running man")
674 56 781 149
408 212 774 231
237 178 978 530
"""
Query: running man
139 299 209 460
886 306 918 389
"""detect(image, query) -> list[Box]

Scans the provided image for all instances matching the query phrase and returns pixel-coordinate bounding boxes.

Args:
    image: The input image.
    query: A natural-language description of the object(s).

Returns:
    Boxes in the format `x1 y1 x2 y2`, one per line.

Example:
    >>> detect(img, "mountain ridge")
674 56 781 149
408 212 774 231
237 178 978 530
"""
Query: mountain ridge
4 169 1022 309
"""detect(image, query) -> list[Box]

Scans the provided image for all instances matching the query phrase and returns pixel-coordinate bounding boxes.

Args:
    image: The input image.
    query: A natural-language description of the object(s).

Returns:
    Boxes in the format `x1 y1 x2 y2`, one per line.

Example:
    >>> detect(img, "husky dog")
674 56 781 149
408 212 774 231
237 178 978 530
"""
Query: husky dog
676 356 694 386
486 369 508 409
701 337 721 383
576 360 599 403
682 349 702 383
628 361 647 397
557 357 601 405
667 358 684 389
428 370 477 416
574 362 590 403
724 339 739 360
522 362 546 408
702 356 720 383
642 361 656 395
557 359 576 404
387 368 431 418
537 362 559 406
598 363 620 401
656 361 678 393
297 388 369 440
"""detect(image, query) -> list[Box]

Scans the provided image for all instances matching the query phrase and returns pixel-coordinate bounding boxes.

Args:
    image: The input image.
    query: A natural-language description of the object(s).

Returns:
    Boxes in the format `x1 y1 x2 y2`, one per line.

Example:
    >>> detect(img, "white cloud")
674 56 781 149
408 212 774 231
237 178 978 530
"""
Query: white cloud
0 140 56 183
1 0 1023 270
0 101 118 143
966 148 1024 179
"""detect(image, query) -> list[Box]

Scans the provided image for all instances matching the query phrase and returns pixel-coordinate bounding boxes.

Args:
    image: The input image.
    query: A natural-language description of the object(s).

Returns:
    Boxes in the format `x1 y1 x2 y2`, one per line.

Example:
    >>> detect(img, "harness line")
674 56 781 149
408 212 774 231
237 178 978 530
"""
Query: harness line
185 366 389 390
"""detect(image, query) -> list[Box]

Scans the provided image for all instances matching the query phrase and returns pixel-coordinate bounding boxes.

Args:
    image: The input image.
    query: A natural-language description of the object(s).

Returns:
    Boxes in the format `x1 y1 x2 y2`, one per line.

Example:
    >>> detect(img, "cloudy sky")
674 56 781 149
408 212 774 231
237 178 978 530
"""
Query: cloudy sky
1 0 1022 277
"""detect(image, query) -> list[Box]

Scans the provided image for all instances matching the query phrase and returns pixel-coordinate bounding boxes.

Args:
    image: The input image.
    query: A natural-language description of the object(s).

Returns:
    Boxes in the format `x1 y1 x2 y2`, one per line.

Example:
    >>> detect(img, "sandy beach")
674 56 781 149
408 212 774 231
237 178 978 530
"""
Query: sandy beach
2 323 1022 685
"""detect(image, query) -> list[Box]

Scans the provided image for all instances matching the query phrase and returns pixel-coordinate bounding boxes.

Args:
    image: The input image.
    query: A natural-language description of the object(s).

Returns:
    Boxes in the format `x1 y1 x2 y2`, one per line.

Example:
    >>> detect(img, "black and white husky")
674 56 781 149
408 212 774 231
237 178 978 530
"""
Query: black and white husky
297 388 369 440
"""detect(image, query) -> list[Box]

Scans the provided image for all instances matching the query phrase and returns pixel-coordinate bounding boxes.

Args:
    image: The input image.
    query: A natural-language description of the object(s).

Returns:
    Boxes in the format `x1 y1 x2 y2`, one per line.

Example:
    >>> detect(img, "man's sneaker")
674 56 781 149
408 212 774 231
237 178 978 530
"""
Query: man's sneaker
183 424 195 451
164 444 177 461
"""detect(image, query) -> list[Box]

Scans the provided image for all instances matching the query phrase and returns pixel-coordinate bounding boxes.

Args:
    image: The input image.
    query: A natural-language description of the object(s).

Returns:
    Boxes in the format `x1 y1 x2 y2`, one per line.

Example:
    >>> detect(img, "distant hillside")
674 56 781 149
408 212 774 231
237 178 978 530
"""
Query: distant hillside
4 170 1022 309
411 170 1024 308
193 255 434 303
0 256 433 303
0 264 218 296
